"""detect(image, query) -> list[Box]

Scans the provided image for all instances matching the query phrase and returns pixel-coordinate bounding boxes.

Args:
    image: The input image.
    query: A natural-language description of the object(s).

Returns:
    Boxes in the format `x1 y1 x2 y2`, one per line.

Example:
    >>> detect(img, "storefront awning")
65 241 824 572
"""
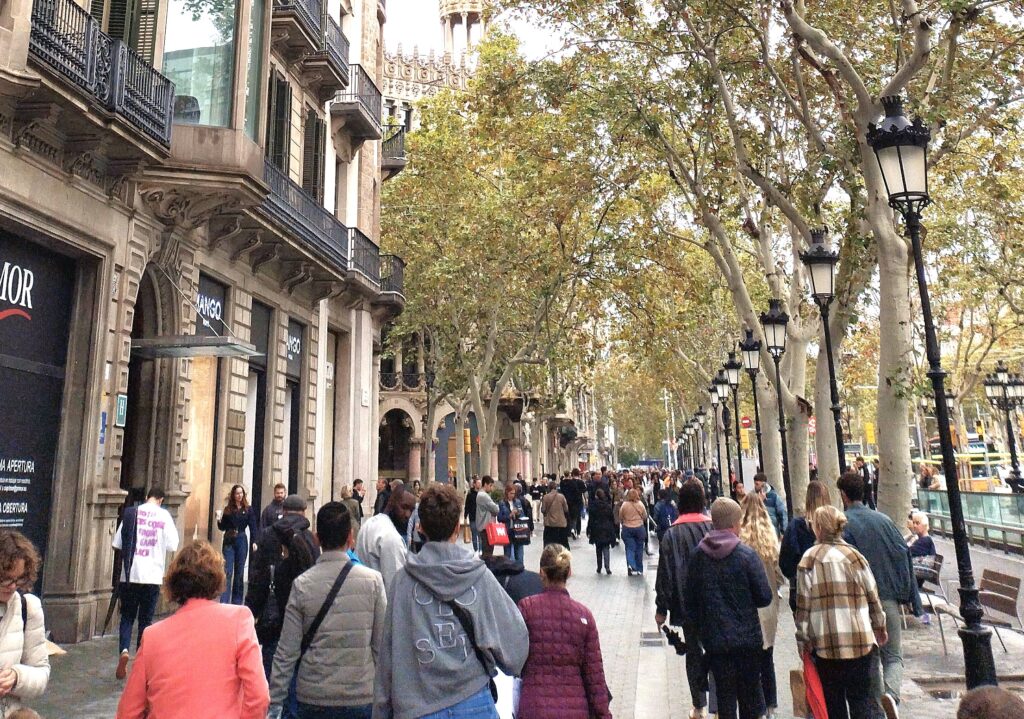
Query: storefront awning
131 336 261 359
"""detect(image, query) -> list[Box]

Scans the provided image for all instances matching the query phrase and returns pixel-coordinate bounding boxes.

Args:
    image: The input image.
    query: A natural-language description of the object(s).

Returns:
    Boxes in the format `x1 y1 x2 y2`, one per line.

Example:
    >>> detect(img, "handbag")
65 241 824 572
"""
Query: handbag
510 518 531 543
801 649 829 719
485 521 510 546
463 523 473 544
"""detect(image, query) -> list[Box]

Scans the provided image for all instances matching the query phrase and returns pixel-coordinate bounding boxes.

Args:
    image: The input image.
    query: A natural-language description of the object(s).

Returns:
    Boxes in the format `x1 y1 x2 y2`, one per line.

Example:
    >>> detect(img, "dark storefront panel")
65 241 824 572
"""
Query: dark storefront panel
0 232 76 572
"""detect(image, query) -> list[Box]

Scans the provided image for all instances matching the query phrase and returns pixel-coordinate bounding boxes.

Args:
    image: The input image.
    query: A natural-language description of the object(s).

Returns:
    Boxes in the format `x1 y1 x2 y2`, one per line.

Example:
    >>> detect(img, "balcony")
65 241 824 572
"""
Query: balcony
348 227 381 289
379 370 423 392
259 160 349 273
373 254 405 317
23 0 174 160
271 0 349 102
381 124 407 181
331 64 382 141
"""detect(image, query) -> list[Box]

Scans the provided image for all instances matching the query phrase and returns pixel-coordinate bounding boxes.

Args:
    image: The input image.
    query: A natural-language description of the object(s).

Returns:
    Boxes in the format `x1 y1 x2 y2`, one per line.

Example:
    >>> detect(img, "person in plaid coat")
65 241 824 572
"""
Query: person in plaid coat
796 505 888 719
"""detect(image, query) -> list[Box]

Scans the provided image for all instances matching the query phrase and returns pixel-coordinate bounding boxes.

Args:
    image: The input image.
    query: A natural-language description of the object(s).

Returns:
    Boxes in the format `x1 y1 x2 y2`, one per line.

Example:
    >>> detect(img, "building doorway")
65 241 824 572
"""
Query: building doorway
378 409 413 482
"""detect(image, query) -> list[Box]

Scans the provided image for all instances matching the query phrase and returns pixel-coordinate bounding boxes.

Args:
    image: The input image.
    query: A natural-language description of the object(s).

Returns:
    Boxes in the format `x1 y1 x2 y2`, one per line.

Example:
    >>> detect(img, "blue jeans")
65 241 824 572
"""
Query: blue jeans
297 703 372 719
222 536 248 604
470 525 480 552
504 542 524 563
118 582 160 653
416 687 497 719
622 525 646 573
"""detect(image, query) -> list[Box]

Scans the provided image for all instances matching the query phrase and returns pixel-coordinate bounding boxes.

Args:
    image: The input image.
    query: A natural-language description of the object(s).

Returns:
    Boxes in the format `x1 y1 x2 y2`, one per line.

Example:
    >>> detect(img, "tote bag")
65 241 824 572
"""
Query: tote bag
485 521 511 546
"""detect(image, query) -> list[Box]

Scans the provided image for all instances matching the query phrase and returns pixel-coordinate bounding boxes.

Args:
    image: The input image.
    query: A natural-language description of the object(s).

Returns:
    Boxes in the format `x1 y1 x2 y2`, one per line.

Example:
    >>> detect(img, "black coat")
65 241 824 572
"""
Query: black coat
586 498 617 545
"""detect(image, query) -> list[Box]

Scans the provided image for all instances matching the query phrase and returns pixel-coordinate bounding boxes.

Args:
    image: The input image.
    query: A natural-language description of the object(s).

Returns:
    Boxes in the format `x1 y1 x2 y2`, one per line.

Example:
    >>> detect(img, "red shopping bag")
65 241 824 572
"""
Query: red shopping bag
802 650 829 719
485 522 510 546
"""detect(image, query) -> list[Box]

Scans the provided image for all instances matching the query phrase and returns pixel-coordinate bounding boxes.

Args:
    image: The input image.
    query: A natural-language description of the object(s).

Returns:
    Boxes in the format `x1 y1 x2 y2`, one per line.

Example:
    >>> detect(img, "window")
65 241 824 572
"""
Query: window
302 107 326 203
93 0 158 62
265 72 290 172
243 0 266 139
162 0 238 126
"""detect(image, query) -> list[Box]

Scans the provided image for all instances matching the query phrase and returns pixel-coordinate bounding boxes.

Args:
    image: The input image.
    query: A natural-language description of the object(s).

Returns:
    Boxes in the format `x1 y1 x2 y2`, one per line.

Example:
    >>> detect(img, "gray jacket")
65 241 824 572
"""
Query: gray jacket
373 542 529 719
270 551 387 709
476 490 500 532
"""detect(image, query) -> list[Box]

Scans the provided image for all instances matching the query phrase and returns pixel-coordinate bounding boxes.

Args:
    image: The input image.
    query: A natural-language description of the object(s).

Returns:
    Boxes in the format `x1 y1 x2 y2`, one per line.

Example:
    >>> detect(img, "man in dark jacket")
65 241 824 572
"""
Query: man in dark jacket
839 471 921 716
373 477 391 515
561 468 585 539
754 473 787 538
482 554 544 604
655 480 712 715
651 490 678 543
464 476 480 552
685 497 772 719
245 494 319 680
259 483 287 539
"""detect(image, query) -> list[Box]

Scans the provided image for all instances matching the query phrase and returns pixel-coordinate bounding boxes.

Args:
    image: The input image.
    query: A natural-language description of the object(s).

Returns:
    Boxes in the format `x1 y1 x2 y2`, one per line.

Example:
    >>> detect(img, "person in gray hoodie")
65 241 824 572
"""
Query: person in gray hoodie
373 483 528 719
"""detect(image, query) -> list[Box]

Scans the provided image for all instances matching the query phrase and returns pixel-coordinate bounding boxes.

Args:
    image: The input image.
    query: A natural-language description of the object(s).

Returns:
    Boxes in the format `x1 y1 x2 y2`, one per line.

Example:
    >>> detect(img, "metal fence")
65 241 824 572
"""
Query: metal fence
380 254 405 296
334 64 381 133
349 228 380 284
918 488 1024 552
325 17 349 78
263 160 349 270
383 124 406 159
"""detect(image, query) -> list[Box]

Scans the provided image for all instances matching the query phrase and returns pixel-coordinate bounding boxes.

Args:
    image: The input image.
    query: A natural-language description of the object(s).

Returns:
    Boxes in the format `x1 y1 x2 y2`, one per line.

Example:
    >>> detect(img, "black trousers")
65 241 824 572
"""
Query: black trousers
681 623 708 710
814 650 882 719
542 525 570 549
708 650 765 719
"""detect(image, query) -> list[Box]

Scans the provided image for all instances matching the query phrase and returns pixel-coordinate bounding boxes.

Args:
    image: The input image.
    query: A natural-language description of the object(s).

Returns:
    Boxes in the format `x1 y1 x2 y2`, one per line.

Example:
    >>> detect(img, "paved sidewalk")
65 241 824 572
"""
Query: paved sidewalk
28 528 1024 718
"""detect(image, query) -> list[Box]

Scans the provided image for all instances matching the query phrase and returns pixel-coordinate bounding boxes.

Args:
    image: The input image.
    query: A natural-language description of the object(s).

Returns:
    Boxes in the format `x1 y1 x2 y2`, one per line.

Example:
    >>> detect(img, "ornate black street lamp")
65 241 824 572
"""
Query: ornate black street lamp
739 328 765 469
709 384 723 500
685 423 696 471
724 351 745 490
800 227 847 474
760 299 793 518
868 94 996 688
984 361 1023 492
695 408 707 468
715 370 733 497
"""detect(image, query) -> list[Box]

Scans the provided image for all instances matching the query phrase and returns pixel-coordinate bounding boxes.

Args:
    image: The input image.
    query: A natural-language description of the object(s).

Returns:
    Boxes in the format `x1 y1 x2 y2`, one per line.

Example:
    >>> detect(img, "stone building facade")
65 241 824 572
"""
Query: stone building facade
0 0 401 641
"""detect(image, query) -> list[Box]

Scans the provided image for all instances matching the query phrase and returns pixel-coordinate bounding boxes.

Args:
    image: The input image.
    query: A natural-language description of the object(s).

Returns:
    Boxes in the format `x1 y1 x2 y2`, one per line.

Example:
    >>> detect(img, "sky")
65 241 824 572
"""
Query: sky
383 0 559 59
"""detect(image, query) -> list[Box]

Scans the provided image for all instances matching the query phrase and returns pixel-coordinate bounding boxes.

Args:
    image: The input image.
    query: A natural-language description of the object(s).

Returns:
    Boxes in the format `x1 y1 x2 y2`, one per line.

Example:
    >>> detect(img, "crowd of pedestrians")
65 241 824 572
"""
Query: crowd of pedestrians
2 462 1021 719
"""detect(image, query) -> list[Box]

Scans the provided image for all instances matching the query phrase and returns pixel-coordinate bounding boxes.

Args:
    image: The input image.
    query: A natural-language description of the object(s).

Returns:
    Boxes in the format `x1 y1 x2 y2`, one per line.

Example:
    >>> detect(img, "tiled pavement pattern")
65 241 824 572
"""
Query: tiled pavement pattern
31 531 1024 719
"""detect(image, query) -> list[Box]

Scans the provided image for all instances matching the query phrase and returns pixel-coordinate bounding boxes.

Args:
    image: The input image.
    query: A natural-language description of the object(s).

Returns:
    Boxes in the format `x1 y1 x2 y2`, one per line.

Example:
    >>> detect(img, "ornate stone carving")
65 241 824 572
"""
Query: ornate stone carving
138 185 244 231
281 262 313 294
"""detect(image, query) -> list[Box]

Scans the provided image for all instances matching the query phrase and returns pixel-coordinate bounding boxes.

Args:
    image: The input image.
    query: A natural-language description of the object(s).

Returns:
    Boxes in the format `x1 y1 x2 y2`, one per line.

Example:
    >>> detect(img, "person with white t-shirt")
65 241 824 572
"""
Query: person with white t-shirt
111 487 179 680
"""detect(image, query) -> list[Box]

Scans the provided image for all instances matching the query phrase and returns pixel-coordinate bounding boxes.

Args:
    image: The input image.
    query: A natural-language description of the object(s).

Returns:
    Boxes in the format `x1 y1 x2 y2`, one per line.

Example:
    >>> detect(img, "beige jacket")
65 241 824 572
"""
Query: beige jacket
542 491 569 528
0 592 49 717
270 552 387 709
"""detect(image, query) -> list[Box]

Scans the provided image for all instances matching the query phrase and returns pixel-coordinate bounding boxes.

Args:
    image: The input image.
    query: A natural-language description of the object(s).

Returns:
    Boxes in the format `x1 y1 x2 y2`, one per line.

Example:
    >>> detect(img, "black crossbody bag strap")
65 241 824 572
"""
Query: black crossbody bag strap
297 561 354 665
448 601 499 703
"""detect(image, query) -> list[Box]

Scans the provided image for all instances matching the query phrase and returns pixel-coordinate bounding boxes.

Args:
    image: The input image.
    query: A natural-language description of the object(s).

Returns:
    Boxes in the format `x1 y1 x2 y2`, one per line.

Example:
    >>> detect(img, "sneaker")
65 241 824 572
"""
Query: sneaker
605 568 611 575
881 693 899 719
921 613 931 625
627 567 633 576
116 650 129 679
688 709 707 719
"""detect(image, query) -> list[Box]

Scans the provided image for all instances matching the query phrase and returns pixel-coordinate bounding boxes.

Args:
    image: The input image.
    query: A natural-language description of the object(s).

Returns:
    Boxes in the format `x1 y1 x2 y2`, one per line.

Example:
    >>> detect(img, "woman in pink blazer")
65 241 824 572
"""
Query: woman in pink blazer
117 541 270 719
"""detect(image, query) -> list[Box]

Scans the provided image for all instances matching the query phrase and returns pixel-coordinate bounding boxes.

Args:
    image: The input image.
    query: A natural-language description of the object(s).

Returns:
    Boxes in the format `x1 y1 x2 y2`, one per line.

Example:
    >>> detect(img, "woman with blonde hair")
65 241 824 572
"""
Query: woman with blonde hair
338 485 362 539
740 493 783 719
117 540 269 718
517 546 611 719
795 506 887 719
619 489 649 576
779 479 832 613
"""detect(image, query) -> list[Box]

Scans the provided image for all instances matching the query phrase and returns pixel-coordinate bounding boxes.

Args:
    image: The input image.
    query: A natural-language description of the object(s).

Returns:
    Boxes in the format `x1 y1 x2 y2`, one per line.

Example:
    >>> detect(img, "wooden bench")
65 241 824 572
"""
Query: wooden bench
936 568 1022 653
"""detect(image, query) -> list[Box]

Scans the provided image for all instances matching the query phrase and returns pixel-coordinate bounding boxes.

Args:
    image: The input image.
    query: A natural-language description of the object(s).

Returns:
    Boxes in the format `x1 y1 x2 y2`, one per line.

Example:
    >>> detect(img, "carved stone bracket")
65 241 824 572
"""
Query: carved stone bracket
250 243 280 274
208 216 245 252
138 185 245 232
231 230 264 261
11 101 59 147
311 280 346 305
281 261 313 294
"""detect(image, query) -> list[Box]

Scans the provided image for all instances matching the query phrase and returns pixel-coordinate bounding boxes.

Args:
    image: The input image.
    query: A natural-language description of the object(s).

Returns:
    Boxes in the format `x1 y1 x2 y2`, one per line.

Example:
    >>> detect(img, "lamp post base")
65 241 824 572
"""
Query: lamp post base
959 622 998 689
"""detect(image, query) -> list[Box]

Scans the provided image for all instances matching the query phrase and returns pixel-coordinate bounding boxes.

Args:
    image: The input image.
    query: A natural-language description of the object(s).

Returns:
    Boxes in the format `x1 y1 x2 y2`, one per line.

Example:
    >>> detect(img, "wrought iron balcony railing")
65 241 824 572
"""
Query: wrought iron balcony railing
380 372 401 391
262 160 349 271
332 64 382 137
383 124 406 160
274 0 322 44
324 17 350 79
29 0 174 145
380 254 405 296
349 227 381 284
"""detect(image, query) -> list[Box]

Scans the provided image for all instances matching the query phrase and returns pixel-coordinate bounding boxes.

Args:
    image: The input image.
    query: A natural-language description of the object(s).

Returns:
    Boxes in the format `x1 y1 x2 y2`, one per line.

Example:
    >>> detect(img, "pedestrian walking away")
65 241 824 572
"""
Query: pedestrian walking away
115 541 269 719
795 505 888 719
269 502 386 719
839 470 921 717
216 484 259 605
587 488 617 575
780 480 832 613
465 476 481 552
655 479 713 718
684 498 772 719
111 487 179 680
517 544 612 719
373 484 528 719
541 481 571 550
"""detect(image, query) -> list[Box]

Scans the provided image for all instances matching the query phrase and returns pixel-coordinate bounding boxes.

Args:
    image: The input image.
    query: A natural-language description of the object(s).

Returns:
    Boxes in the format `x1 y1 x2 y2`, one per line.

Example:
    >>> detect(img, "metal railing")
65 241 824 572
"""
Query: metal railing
380 254 405 296
380 372 401 390
918 488 1024 552
324 17 349 78
273 0 321 42
349 228 380 284
29 0 174 145
382 124 406 160
262 160 349 270
333 64 382 133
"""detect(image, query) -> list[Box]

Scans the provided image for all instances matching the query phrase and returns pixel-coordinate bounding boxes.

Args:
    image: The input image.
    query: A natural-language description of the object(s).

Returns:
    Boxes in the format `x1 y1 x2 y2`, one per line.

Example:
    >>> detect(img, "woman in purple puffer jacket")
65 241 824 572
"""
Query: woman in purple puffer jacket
517 544 612 719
